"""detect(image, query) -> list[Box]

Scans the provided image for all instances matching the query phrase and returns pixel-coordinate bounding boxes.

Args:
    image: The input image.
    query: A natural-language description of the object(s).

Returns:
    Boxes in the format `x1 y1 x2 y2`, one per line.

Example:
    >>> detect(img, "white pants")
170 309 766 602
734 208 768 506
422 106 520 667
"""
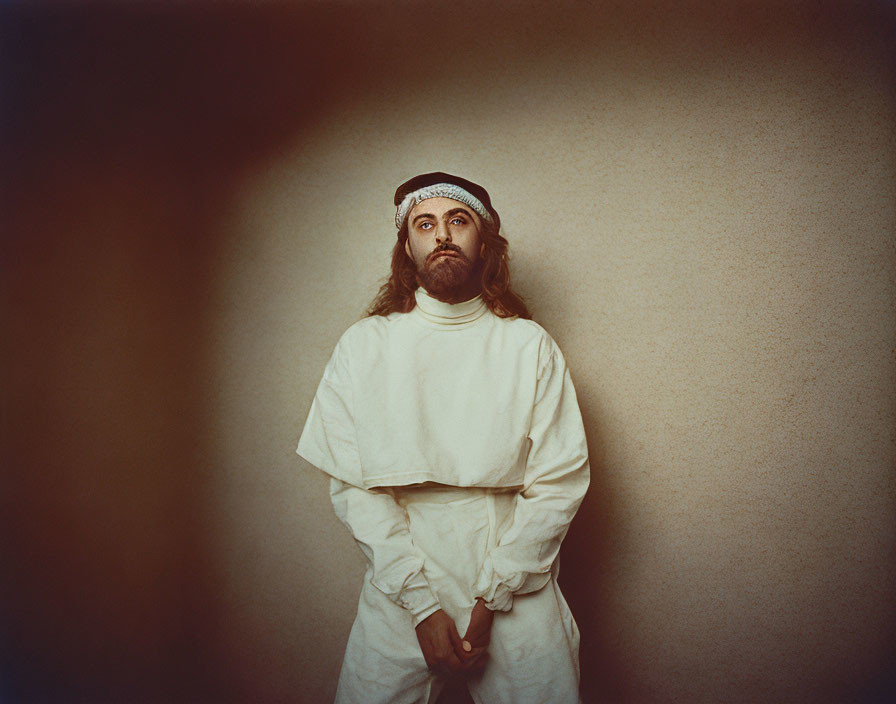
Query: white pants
334 487 581 704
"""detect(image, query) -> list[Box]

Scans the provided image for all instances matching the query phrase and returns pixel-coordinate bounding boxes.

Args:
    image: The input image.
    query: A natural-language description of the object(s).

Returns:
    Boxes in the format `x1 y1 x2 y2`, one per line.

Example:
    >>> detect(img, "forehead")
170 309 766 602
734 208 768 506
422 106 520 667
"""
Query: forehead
408 197 481 225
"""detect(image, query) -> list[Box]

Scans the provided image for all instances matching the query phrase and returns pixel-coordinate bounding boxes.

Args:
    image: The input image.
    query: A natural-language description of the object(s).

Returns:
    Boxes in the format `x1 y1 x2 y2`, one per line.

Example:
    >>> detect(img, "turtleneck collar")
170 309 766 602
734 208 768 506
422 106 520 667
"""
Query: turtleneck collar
412 287 488 328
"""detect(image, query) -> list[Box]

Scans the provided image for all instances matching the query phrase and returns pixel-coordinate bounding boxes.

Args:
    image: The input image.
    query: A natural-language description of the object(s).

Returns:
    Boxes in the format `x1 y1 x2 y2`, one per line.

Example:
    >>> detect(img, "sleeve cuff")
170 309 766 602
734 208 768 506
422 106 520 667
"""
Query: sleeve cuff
397 580 441 626
474 558 514 612
410 601 442 627
480 584 513 612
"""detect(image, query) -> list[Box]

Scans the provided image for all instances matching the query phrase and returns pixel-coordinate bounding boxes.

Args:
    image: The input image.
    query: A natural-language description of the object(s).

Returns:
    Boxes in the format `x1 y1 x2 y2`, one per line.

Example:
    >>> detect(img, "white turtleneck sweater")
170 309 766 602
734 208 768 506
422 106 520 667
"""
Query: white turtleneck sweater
297 288 589 623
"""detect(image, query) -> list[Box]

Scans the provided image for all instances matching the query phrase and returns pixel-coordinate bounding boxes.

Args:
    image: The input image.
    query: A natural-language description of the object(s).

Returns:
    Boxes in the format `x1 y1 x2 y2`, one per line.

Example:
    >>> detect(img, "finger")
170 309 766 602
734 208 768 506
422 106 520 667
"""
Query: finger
439 652 468 677
456 650 489 677
465 653 489 673
456 646 487 665
434 645 465 668
447 621 469 661
462 609 478 641
463 628 490 649
465 646 488 662
468 649 490 667
430 651 462 676
463 605 494 645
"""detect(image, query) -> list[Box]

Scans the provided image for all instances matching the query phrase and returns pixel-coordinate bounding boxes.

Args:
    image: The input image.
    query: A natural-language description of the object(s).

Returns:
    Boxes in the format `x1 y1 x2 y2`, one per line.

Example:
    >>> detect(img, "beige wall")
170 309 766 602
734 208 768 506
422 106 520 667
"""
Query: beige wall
212 4 896 703
7 2 894 702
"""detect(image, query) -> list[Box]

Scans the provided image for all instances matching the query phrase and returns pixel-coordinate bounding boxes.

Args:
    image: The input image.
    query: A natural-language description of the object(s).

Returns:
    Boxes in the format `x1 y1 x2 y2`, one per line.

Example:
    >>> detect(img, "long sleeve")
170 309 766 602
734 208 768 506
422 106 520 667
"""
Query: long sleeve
299 327 441 625
330 478 442 626
473 341 590 612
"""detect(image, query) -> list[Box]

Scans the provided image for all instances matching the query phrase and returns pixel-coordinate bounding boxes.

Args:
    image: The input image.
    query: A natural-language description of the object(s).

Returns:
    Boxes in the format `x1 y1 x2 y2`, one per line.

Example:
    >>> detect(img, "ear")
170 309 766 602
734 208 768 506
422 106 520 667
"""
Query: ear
480 242 486 257
404 239 412 259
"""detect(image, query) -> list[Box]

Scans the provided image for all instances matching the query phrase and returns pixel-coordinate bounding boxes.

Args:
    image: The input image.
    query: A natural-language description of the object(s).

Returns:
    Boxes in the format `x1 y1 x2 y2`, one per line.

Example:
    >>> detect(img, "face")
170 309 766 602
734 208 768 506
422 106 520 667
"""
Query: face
404 197 484 302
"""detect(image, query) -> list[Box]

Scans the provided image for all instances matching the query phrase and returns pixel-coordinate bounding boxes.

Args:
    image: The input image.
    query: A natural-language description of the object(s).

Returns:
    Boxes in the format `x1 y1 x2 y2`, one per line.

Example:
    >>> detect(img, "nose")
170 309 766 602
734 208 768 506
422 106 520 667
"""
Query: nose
435 221 452 244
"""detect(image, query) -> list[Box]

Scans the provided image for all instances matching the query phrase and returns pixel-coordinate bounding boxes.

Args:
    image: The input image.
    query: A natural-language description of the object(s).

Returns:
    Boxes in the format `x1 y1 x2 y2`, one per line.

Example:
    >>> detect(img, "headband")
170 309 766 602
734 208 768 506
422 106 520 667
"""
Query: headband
395 183 494 229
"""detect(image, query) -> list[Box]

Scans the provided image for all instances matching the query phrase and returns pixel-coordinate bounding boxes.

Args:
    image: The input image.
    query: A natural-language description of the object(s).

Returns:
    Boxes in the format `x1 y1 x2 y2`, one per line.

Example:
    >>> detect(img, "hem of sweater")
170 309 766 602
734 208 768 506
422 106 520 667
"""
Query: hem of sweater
361 471 525 490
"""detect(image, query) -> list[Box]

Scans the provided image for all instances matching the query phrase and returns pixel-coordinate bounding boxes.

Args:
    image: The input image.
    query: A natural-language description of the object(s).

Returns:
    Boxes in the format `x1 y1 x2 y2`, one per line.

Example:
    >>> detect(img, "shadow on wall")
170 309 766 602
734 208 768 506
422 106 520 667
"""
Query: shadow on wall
520 266 628 702
4 4 351 701
562 415 627 703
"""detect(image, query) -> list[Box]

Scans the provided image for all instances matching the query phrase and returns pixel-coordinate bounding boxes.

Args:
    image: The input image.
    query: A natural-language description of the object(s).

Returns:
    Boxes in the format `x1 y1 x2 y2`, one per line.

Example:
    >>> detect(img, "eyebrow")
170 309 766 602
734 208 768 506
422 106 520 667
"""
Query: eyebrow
411 207 477 229
412 207 475 226
445 207 474 220
411 212 435 225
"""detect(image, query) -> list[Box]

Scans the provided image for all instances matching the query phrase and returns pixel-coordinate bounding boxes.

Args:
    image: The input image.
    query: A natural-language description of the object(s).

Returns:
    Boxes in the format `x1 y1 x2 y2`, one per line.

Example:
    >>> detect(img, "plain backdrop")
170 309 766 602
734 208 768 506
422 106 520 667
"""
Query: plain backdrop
5 2 895 702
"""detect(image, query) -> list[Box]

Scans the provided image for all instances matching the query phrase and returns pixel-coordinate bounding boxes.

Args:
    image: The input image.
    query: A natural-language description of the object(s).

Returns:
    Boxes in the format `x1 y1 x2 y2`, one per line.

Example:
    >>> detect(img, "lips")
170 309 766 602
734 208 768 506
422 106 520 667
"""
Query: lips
428 249 461 264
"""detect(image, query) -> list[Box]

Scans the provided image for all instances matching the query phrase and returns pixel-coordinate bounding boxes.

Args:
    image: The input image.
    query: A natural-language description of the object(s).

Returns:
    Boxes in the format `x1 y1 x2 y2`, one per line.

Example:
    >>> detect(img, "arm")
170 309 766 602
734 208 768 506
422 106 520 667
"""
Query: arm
474 342 590 612
300 331 443 623
330 478 441 625
331 479 482 674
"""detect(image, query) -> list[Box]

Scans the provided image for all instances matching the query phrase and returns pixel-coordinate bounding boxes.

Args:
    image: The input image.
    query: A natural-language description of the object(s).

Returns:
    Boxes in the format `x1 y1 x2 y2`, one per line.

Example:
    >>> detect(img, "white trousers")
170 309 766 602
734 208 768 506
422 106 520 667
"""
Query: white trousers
334 487 581 704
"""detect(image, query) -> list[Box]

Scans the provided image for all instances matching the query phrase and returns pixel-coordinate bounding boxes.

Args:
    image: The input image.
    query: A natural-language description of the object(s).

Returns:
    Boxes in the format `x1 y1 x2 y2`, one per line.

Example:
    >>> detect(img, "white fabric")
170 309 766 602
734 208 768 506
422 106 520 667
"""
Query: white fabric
394 183 494 229
330 480 442 625
297 287 590 702
335 488 581 704
297 289 588 493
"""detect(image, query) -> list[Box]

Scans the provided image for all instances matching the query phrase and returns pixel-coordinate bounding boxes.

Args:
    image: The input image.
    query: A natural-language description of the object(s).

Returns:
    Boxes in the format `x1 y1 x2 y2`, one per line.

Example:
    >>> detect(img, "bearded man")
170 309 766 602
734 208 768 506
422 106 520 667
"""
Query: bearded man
297 172 589 704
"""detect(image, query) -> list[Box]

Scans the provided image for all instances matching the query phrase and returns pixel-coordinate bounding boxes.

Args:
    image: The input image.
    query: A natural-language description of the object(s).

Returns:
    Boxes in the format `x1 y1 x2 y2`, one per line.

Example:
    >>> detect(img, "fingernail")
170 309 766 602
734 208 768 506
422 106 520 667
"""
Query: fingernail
462 640 472 652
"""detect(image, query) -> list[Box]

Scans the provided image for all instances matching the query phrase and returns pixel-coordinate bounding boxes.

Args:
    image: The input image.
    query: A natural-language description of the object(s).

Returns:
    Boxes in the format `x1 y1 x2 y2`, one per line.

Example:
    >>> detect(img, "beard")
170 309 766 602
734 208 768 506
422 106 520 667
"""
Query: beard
416 245 482 302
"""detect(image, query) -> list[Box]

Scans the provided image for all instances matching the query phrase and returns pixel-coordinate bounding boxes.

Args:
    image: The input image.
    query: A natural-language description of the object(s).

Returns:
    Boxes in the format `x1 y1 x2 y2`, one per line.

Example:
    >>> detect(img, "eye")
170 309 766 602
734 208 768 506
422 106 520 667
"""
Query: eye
449 217 466 225
418 222 434 230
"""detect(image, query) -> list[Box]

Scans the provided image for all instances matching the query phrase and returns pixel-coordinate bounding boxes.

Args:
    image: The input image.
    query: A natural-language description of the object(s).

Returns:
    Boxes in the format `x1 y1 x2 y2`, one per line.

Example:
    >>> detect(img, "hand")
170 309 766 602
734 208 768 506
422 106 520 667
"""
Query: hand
462 598 495 649
438 599 495 677
415 609 487 679
459 598 495 674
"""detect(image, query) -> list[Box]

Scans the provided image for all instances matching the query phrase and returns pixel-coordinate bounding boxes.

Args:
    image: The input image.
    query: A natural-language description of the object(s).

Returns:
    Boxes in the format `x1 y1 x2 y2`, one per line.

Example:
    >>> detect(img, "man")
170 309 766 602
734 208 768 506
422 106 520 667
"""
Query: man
297 172 589 704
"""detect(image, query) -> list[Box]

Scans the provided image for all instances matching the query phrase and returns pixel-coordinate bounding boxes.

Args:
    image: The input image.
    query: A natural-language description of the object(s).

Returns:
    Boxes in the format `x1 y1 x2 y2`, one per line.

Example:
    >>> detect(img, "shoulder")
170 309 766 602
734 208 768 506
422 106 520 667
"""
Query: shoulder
492 315 572 384
327 312 407 370
493 315 562 357
337 312 403 346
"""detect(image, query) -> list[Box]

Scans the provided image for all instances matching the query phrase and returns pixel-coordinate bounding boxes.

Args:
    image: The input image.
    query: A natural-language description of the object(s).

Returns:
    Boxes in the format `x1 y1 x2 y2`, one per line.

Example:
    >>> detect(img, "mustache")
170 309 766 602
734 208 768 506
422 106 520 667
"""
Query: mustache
426 243 466 263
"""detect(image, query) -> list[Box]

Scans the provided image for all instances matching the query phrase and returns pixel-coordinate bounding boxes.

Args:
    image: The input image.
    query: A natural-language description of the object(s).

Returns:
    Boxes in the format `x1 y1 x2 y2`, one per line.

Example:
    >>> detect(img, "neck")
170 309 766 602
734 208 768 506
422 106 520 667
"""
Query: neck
412 287 487 328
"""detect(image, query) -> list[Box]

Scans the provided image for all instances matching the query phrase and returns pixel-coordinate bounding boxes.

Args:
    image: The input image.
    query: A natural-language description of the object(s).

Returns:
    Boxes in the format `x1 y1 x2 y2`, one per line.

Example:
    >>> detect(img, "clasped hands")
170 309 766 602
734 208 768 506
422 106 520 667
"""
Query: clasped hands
415 597 494 679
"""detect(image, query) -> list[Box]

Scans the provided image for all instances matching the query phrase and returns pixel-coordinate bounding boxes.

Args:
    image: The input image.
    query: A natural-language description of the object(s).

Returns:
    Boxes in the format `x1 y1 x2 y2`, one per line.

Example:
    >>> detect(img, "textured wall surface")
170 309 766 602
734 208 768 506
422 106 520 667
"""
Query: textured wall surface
6 2 895 703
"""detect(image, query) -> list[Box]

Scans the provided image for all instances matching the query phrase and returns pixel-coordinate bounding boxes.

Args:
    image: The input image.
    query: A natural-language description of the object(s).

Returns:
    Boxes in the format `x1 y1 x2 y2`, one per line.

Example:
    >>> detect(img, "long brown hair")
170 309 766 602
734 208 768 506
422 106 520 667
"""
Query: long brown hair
366 218 531 319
